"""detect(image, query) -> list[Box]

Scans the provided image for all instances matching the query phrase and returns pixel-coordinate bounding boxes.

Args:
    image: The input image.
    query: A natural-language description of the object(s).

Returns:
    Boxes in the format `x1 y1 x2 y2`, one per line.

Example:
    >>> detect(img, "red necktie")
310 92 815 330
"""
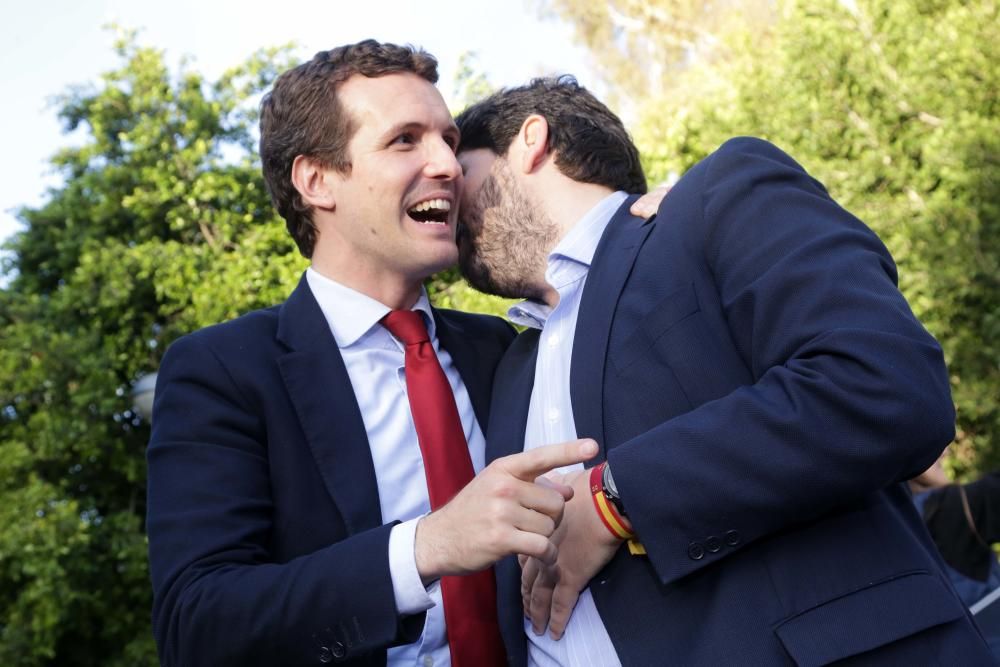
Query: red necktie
381 310 507 667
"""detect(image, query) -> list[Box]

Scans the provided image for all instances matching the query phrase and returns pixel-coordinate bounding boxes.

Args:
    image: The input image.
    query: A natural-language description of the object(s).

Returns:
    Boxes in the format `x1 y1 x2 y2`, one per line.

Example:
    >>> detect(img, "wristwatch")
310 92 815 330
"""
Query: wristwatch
601 463 627 517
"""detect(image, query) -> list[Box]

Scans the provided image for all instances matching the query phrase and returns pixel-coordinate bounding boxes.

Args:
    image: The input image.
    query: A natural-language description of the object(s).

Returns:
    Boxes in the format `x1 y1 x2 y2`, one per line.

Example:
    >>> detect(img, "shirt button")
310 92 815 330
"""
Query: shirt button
422 656 434 667
547 333 560 347
546 407 560 422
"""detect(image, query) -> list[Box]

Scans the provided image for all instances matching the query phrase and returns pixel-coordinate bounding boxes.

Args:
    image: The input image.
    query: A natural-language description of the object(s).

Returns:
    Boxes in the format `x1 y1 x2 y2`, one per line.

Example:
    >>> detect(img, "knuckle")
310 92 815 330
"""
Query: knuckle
495 481 517 499
487 497 508 519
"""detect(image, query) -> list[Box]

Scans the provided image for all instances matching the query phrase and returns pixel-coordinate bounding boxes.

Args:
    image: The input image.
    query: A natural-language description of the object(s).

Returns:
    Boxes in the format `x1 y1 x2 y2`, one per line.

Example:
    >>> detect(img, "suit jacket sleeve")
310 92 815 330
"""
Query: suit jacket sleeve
608 137 955 585
146 333 422 667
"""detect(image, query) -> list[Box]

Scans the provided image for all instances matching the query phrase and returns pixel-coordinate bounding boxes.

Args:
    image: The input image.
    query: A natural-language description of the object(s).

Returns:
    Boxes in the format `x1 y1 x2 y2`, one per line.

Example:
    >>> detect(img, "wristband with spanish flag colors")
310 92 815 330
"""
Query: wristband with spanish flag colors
590 463 635 541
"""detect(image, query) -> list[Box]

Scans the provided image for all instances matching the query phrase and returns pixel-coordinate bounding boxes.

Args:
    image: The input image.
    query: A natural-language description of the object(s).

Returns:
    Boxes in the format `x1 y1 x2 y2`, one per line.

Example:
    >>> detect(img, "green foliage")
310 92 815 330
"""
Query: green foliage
428 266 515 316
541 0 774 107
559 0 1000 475
0 29 300 664
450 51 497 113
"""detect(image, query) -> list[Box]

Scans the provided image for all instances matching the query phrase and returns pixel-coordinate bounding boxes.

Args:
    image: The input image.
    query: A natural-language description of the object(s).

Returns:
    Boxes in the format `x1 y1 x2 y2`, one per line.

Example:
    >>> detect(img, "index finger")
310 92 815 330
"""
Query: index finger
501 439 598 481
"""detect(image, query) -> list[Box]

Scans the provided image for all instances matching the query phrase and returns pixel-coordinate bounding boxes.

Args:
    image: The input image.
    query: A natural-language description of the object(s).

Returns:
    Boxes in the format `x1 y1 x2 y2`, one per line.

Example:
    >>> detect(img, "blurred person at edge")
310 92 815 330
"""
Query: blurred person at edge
910 454 1000 607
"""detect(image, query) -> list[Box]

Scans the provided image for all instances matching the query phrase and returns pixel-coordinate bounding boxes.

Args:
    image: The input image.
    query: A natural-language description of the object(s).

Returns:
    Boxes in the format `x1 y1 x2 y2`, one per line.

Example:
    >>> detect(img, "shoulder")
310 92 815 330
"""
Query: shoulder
697 137 816 187
162 304 282 368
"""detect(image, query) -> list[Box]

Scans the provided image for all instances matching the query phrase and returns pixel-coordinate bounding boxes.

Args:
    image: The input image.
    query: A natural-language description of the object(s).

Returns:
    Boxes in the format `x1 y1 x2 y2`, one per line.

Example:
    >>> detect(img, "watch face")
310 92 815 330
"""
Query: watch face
601 464 626 517
602 463 619 498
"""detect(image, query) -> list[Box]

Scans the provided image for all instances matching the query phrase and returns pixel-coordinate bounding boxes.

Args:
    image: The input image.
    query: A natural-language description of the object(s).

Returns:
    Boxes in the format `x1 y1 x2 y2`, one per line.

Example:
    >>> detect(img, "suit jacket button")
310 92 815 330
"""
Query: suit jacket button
705 536 722 553
725 530 741 547
688 542 705 560
318 647 334 663
331 642 347 659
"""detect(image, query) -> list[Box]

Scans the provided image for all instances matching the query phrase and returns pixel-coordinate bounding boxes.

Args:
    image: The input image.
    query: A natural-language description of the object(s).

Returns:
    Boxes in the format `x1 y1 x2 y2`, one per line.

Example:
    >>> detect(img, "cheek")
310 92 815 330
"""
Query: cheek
459 191 475 215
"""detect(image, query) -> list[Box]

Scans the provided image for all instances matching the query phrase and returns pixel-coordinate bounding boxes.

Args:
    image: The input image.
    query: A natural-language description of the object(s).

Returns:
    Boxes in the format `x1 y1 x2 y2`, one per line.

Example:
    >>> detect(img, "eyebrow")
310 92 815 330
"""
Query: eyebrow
379 120 460 144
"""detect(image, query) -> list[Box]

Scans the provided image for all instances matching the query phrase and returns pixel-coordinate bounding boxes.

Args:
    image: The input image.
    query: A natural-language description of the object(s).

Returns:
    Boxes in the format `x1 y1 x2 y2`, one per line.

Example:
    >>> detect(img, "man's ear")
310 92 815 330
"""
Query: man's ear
517 114 550 175
290 155 336 211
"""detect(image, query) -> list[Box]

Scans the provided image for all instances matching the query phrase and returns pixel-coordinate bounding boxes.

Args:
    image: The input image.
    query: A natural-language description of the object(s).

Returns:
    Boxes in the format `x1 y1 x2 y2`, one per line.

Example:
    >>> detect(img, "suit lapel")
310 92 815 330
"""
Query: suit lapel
276 274 382 534
434 310 491 432
486 329 540 463
571 196 655 459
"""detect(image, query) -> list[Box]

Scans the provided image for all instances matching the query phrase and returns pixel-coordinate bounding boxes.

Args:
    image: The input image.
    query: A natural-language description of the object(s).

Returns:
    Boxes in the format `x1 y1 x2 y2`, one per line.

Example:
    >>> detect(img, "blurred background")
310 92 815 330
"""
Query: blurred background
0 0 996 663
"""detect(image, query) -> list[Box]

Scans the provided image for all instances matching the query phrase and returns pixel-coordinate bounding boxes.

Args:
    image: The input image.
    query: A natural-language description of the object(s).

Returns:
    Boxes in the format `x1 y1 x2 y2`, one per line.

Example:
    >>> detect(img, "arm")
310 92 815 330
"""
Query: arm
147 334 412 666
148 333 595 665
612 137 954 584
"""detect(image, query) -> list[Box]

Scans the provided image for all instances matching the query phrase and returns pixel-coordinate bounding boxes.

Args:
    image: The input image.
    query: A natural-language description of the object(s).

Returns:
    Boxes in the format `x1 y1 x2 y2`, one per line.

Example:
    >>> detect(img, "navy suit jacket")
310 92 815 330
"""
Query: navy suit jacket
487 138 993 665
146 275 515 666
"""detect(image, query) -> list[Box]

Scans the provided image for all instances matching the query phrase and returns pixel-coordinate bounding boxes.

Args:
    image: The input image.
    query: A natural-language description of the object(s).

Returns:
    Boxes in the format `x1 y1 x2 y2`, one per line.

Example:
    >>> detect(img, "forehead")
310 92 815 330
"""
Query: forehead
338 72 454 135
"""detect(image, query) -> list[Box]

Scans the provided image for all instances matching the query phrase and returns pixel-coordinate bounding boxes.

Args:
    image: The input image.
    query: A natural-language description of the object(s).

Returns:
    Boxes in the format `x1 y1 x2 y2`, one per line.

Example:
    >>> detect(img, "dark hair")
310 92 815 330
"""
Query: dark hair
259 40 438 257
455 76 646 194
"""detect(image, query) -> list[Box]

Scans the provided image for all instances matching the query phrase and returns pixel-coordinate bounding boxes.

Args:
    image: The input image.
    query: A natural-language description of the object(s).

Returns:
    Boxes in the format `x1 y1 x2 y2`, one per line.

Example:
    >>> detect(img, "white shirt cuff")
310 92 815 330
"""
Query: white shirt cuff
389 517 435 615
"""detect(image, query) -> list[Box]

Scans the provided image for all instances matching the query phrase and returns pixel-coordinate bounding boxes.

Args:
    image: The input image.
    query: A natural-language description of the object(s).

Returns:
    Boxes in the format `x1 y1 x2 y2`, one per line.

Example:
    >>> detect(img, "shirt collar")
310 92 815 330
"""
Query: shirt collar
306 267 435 348
507 190 628 330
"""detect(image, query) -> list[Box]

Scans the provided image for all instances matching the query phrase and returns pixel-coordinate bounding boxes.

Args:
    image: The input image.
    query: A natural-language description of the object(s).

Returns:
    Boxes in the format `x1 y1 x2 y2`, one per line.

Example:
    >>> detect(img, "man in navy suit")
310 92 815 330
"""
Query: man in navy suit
145 42 599 667
455 77 994 665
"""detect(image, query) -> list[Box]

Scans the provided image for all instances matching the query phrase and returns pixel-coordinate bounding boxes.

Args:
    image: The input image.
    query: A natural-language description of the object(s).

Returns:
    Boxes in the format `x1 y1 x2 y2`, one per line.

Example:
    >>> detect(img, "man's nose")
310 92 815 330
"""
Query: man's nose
425 137 462 180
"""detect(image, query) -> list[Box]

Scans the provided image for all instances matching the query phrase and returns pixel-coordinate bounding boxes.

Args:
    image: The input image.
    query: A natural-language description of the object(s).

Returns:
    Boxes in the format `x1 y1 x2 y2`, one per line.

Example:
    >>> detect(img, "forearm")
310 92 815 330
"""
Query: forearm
147 337 421 665
609 341 952 585
612 138 954 584
151 522 418 667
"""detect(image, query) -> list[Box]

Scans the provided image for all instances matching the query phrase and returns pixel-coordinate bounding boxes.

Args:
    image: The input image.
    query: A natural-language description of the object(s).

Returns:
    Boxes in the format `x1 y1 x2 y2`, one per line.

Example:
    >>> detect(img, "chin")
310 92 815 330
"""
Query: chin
425 247 459 275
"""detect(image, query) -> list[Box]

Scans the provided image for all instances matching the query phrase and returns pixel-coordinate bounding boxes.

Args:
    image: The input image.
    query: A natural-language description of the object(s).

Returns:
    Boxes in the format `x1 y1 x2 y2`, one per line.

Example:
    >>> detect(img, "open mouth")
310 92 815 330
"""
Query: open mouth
407 198 451 225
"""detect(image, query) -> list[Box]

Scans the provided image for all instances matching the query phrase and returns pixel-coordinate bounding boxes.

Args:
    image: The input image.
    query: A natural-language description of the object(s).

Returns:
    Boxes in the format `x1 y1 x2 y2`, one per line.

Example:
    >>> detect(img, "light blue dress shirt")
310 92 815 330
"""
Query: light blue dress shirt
306 268 488 667
508 191 628 667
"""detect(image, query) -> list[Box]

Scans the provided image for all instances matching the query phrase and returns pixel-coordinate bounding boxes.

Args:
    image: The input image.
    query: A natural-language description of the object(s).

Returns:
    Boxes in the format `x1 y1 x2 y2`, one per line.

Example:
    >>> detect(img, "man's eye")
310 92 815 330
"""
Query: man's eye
391 133 415 146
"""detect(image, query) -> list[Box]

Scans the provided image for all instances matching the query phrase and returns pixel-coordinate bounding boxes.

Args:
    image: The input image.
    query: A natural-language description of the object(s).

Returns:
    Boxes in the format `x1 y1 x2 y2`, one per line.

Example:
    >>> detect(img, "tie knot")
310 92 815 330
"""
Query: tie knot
382 309 430 345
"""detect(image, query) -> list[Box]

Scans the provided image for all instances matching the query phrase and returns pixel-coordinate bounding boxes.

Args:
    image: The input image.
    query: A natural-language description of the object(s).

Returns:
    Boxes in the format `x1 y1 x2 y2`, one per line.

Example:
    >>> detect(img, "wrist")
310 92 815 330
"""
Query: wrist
589 463 634 542
601 461 628 518
413 512 447 585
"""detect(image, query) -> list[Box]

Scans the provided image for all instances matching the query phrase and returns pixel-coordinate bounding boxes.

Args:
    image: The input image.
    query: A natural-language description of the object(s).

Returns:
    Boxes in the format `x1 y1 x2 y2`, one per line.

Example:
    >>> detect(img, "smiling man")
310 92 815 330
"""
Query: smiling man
145 41 600 667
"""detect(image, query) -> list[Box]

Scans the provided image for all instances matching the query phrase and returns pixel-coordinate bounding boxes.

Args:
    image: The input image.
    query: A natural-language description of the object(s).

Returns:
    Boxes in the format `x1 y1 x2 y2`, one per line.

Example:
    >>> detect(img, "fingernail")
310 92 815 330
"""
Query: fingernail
533 625 544 636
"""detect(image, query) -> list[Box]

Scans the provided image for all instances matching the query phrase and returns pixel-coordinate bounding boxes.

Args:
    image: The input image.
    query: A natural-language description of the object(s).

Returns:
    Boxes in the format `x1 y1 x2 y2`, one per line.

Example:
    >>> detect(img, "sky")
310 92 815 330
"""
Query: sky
0 0 599 249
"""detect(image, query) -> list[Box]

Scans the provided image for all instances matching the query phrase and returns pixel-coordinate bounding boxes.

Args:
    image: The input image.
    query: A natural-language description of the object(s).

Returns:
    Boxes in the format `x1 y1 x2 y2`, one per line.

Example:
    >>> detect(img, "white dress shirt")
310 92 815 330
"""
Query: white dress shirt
508 191 628 667
306 268 488 667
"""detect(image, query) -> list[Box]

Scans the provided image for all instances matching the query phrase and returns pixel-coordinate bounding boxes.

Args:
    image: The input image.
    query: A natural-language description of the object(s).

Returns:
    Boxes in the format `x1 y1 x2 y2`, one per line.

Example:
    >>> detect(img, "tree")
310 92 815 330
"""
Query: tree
551 0 1000 476
541 0 774 108
0 29 299 665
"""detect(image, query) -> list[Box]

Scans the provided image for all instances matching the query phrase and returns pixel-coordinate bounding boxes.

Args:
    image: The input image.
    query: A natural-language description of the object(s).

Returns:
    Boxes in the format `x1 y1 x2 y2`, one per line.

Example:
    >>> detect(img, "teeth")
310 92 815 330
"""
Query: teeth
409 198 451 213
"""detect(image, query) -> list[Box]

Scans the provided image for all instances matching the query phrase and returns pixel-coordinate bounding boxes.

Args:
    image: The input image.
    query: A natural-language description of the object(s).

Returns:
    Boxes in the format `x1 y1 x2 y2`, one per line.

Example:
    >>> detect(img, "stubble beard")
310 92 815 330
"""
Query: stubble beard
458 159 558 301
